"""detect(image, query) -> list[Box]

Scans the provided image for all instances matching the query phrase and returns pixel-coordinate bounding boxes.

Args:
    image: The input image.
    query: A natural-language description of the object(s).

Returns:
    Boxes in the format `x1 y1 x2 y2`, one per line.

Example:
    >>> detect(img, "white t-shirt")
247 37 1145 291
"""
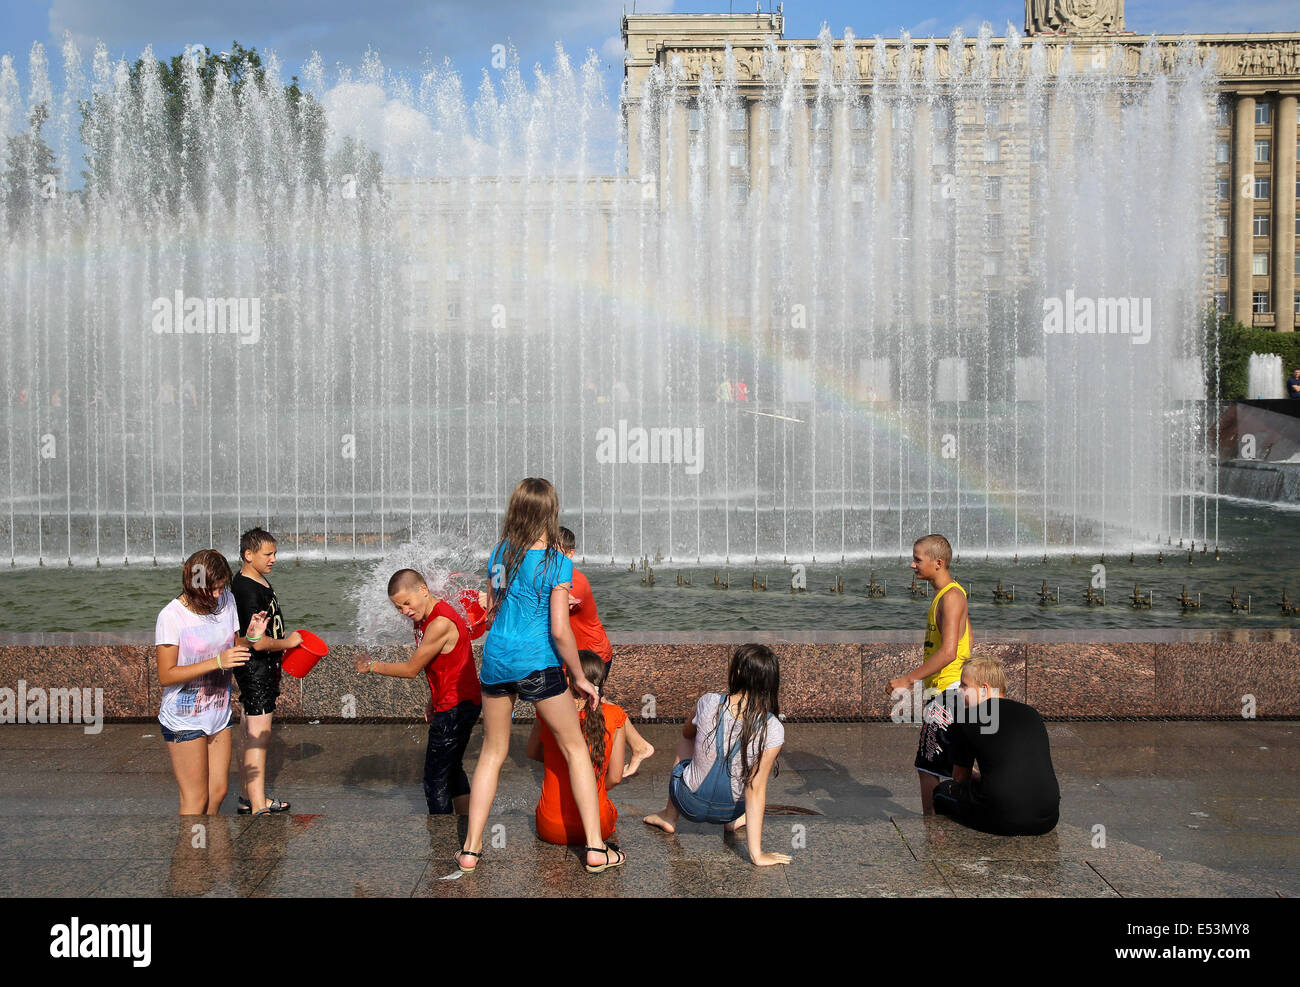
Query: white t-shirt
155 590 237 735
682 693 785 802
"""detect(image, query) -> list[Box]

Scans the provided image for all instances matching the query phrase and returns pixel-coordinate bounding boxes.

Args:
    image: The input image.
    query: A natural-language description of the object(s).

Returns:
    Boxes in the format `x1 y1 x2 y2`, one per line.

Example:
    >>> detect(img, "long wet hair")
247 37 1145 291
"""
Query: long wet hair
573 650 609 776
712 643 781 788
179 549 233 615
486 477 563 623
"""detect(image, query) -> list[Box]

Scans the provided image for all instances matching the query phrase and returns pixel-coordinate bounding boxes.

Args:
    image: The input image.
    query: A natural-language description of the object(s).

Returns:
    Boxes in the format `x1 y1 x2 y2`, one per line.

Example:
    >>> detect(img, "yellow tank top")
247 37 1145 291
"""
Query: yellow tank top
923 581 971 692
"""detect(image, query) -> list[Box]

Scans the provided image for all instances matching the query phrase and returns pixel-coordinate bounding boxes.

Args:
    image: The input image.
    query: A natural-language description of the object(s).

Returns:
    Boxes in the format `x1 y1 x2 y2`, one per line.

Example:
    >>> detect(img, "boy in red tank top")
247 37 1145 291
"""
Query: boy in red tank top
558 527 654 778
355 568 482 814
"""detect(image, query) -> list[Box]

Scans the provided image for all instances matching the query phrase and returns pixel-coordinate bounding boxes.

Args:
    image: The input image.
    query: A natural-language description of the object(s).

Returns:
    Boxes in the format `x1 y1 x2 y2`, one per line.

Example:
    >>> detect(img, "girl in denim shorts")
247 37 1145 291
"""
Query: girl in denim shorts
456 477 626 875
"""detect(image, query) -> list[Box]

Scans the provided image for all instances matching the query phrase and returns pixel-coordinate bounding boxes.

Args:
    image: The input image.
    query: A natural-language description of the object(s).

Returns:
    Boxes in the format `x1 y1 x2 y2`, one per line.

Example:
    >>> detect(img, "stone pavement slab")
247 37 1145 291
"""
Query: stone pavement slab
0 721 1294 897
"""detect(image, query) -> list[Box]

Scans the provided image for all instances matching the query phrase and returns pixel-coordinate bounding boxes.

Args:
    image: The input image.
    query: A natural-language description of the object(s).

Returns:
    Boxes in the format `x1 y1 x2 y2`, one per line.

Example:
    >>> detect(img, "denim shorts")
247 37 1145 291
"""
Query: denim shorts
668 758 745 825
479 664 568 703
160 716 233 743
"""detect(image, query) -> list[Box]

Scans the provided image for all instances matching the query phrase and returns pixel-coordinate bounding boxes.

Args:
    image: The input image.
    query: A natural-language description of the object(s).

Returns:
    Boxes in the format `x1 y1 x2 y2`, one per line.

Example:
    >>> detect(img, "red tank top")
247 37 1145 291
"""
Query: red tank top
415 600 482 712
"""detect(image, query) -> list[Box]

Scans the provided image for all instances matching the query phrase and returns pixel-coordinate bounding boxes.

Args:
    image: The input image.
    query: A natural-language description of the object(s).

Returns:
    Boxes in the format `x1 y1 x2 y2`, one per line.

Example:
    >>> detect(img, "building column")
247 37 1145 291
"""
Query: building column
1274 93 1297 332
1231 93 1256 325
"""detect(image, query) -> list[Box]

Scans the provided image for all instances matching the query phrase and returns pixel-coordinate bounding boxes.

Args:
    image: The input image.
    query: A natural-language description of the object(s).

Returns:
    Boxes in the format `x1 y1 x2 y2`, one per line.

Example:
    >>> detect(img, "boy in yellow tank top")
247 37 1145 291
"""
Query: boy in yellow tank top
887 533 972 814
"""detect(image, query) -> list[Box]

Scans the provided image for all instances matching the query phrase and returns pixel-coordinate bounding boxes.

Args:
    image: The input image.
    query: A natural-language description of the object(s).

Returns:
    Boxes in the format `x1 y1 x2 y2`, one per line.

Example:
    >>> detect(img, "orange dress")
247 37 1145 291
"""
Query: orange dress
535 703 627 845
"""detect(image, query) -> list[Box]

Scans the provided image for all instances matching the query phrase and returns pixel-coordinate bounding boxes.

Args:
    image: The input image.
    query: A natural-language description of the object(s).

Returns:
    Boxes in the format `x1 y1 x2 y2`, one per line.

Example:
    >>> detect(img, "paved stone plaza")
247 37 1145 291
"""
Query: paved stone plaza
0 720 1294 897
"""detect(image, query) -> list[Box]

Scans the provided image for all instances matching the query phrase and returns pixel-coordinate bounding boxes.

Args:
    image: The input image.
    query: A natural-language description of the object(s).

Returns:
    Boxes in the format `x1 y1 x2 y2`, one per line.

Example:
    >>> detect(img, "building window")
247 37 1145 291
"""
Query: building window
1255 140 1271 163
984 255 1000 276
1216 141 1230 164
1216 101 1230 127
1215 292 1228 313
984 139 1000 162
689 138 705 168
730 105 747 131
986 213 1003 238
1215 214 1229 238
984 104 1002 126
1215 253 1229 277
1253 291 1270 314
1030 139 1046 163
447 300 461 320
1255 102 1272 126
933 104 950 131
1253 253 1269 276
1254 213 1271 237
851 183 867 203
729 182 748 206
933 141 949 165
1295 292 1300 316
446 261 461 282
688 107 701 132
768 145 785 168
1254 176 1271 200
890 105 904 130
852 142 869 167
812 105 829 131
851 104 869 130
728 145 747 169
984 176 1001 200
1216 177 1230 200
1295 254 1300 275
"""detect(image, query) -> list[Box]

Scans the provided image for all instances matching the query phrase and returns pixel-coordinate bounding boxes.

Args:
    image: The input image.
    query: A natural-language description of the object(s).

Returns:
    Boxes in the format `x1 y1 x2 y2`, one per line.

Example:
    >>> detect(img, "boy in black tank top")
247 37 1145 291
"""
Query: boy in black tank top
231 528 302 814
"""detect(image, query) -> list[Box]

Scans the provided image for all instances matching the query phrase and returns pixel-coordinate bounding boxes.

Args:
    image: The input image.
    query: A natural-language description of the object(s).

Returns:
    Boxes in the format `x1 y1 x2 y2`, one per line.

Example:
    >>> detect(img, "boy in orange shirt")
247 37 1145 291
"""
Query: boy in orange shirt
558 526 654 777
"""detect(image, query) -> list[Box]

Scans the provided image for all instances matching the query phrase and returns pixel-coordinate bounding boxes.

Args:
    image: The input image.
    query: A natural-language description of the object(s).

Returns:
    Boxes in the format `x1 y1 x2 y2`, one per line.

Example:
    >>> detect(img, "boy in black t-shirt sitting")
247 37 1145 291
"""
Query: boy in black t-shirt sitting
933 655 1060 836
231 527 302 815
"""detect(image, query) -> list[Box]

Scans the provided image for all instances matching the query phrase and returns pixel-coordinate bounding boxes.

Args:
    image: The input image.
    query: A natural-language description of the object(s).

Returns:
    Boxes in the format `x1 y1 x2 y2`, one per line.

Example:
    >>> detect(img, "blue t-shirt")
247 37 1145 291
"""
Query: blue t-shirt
481 543 574 685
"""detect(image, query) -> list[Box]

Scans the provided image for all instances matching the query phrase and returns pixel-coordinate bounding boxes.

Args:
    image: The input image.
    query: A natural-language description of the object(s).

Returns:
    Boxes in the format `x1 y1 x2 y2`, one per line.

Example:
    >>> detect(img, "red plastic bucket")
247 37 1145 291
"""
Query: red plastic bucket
446 572 489 641
456 587 489 640
281 629 328 679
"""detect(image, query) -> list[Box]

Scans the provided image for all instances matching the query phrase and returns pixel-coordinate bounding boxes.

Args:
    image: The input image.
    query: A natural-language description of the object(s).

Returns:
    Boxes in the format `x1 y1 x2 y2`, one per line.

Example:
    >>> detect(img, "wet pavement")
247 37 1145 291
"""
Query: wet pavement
0 720 1295 897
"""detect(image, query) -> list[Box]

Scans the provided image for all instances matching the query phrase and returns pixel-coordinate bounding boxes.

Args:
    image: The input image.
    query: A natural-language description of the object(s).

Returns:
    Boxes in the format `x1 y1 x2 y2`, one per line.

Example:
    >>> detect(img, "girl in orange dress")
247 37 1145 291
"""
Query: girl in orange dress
527 651 627 846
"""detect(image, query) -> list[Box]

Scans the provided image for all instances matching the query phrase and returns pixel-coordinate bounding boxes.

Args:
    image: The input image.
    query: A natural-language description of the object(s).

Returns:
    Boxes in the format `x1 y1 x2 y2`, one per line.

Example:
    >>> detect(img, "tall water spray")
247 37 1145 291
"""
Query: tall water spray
0 27 1216 566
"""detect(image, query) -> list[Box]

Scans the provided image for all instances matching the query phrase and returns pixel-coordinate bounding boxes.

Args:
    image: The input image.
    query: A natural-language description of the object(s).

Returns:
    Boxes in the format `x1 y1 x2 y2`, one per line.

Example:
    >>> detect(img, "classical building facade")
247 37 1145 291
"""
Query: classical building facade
622 2 1300 331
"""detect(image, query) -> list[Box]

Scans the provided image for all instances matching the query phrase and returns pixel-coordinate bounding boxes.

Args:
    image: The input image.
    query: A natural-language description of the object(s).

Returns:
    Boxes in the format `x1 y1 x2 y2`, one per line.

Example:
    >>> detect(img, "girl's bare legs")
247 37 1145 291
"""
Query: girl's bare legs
205 728 232 813
621 720 655 779
240 712 273 811
166 735 210 815
458 693 514 866
643 733 694 834
533 691 622 868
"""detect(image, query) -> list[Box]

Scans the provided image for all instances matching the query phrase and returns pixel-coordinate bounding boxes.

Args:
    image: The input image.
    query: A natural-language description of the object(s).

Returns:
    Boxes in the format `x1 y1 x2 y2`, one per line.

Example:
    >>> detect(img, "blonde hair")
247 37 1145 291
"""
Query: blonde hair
962 655 1007 694
913 533 952 566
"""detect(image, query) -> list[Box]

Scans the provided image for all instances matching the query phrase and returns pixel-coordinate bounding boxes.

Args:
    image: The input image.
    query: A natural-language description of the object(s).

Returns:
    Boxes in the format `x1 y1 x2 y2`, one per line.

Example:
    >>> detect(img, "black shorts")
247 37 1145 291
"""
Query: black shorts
233 654 282 716
934 778 1059 836
480 664 568 703
913 688 960 779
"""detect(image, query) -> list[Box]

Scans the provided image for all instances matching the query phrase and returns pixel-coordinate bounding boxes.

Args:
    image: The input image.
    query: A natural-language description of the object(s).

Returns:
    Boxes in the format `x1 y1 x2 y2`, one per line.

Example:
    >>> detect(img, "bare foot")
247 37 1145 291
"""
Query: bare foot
643 812 677 834
724 813 747 832
623 742 655 779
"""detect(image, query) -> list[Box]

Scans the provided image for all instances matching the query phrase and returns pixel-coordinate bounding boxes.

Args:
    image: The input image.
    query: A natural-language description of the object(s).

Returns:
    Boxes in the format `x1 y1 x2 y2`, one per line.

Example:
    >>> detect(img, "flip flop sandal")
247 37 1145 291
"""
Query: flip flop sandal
584 842 625 874
241 796 290 814
457 848 482 874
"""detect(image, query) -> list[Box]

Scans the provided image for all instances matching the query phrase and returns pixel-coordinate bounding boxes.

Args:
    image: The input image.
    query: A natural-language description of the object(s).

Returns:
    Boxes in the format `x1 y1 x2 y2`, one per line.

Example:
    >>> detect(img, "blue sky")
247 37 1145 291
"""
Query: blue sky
2 0 1296 94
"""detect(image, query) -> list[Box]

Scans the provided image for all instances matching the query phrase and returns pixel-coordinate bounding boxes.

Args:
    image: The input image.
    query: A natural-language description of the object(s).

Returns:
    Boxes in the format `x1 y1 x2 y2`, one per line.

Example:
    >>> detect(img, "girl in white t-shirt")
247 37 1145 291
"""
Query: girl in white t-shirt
155 549 266 814
644 644 791 866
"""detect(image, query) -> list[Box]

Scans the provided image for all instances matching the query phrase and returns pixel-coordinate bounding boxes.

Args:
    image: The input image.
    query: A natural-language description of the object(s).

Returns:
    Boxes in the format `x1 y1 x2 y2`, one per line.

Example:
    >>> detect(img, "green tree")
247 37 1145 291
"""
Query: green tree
77 41 357 212
2 103 58 233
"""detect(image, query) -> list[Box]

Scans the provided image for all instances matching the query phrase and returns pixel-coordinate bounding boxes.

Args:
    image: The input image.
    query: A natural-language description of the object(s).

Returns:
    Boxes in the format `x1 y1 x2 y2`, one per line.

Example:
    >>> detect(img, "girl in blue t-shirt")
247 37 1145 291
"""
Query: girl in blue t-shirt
456 477 626 875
